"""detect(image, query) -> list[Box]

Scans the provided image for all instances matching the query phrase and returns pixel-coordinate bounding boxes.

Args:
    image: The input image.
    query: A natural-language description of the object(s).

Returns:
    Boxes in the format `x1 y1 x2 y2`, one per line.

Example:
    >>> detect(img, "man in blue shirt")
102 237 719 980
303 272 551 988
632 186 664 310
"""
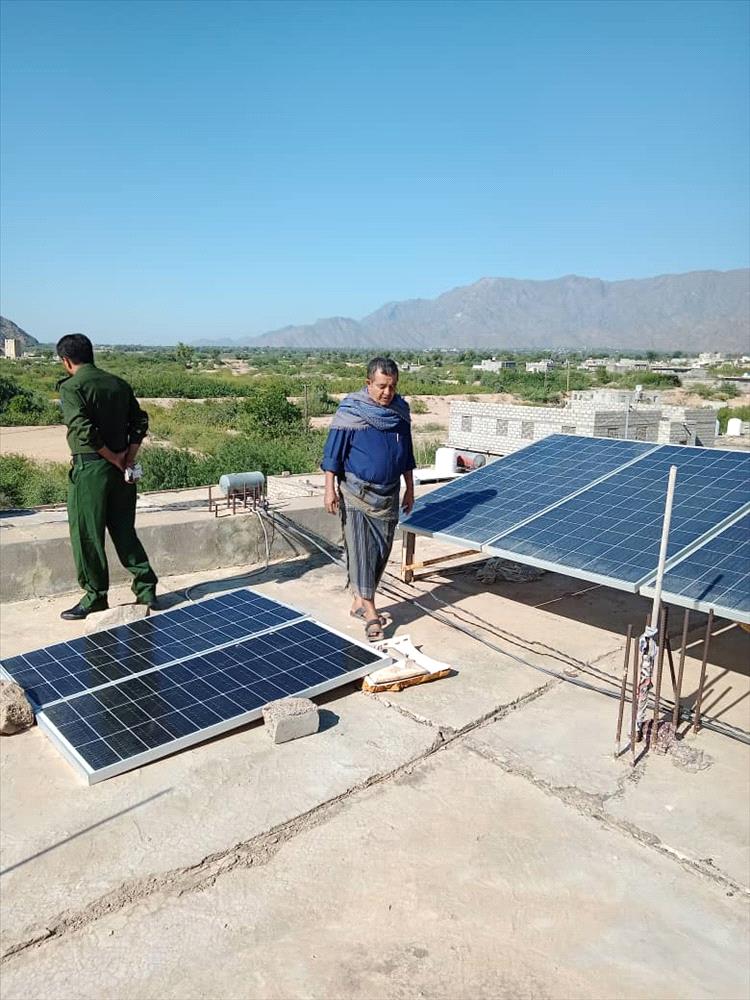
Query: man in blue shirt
321 358 415 641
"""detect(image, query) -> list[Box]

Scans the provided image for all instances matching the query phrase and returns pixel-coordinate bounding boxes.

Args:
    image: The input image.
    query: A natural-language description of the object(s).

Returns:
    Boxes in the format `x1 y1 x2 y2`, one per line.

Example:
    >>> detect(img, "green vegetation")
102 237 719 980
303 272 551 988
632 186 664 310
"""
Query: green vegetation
717 405 750 434
692 382 740 401
0 375 62 425
0 454 69 508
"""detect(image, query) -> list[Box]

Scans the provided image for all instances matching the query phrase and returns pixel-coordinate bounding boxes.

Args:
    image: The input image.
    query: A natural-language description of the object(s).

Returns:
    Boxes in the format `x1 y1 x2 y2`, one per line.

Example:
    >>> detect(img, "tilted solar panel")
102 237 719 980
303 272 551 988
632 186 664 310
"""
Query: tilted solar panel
487 445 750 590
36 618 385 783
0 590 304 709
641 512 750 623
400 434 655 545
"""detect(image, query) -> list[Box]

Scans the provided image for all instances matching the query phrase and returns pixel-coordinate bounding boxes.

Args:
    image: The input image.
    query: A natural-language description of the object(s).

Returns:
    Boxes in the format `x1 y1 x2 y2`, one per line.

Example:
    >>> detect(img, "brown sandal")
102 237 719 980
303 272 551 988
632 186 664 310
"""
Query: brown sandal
364 618 385 642
350 607 387 625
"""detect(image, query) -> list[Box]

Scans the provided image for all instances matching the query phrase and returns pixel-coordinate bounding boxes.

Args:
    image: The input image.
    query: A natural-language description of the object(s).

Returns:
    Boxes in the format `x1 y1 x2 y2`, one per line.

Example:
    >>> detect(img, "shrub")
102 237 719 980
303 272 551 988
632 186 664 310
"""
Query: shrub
409 398 429 415
0 454 68 508
0 375 62 426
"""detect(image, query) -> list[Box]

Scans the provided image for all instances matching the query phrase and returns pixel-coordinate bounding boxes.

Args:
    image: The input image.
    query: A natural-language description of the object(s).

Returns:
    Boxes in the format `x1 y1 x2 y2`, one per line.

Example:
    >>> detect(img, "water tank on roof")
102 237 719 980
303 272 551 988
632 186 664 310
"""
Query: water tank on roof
726 417 743 437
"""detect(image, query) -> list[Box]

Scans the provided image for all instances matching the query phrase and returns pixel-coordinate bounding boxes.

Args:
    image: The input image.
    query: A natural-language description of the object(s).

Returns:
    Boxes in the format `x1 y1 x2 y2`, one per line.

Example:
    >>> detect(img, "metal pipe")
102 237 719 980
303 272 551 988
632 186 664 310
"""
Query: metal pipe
650 465 678 630
615 625 632 757
649 612 667 749
630 631 639 765
692 609 714 733
672 609 690 730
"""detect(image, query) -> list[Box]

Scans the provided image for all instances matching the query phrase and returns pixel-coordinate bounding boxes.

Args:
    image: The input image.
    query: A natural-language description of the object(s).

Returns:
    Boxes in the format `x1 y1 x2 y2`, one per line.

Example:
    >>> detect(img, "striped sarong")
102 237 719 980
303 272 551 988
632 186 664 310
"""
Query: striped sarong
339 474 400 601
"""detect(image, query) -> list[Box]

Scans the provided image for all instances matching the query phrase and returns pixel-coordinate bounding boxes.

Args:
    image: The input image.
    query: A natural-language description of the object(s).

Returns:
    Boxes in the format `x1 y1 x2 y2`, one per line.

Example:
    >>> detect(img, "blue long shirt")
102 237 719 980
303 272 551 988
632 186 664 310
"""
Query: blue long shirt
321 421 416 486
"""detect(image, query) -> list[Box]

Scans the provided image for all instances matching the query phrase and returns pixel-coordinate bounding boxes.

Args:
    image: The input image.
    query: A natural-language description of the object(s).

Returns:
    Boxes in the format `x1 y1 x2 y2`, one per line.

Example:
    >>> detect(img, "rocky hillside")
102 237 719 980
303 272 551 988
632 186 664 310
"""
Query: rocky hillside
0 317 39 355
242 269 750 352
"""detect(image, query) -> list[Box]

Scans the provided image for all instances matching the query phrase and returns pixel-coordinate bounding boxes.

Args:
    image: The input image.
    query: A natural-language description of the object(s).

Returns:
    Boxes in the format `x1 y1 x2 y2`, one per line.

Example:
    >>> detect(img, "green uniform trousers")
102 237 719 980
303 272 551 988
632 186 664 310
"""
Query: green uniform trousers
67 458 158 610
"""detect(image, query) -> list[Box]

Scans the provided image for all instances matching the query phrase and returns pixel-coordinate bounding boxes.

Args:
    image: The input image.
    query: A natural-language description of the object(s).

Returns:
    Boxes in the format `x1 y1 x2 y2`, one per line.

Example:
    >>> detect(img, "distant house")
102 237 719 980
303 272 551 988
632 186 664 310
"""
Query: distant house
471 358 517 372
3 337 18 359
578 357 609 371
525 359 555 374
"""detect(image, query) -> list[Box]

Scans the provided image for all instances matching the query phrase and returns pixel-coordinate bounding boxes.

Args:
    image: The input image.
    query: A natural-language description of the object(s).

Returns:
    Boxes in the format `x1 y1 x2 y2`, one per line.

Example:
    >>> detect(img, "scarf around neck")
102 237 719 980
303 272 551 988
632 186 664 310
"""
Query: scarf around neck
330 386 411 431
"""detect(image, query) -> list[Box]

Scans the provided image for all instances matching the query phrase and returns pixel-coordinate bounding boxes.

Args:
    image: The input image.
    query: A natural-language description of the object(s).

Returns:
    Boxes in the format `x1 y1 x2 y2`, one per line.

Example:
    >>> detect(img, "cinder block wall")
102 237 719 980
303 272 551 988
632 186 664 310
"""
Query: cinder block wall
448 398 715 455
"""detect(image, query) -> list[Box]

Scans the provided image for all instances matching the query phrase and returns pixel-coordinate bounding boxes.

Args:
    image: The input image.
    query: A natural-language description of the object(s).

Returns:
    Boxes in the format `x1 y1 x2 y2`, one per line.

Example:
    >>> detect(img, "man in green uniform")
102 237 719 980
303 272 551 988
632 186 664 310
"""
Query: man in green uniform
56 334 158 620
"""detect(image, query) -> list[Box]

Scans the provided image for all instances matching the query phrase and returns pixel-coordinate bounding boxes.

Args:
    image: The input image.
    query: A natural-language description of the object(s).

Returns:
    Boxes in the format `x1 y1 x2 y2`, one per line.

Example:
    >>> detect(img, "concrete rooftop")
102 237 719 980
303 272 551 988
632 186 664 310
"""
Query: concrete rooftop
0 522 749 999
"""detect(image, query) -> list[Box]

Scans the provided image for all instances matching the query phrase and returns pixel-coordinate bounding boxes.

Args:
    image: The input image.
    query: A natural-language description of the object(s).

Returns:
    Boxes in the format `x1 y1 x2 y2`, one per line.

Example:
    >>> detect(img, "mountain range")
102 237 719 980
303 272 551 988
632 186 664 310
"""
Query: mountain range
225 269 750 352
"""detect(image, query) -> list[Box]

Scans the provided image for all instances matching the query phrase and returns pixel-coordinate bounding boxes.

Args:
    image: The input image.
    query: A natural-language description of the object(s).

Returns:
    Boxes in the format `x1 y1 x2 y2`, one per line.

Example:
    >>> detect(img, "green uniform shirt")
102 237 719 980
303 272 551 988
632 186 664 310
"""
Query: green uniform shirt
58 363 149 455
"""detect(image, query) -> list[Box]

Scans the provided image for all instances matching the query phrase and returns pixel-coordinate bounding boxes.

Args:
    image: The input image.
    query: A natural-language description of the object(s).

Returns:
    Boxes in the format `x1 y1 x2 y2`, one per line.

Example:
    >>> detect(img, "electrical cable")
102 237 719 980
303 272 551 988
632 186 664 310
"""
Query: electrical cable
261 514 750 746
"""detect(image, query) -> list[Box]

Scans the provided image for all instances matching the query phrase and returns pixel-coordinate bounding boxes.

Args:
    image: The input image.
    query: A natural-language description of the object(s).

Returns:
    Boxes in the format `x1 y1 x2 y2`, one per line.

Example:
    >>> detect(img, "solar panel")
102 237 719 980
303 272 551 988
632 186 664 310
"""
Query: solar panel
486 445 750 590
641 512 750 622
0 590 304 709
35 617 386 783
401 435 655 545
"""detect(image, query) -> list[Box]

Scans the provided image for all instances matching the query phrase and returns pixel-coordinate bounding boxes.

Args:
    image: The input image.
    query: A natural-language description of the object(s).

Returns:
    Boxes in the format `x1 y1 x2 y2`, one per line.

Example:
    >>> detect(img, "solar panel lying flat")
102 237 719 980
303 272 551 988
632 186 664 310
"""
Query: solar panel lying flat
641 512 750 623
400 435 750 620
0 590 304 709
0 590 389 784
487 444 750 589
400 435 655 545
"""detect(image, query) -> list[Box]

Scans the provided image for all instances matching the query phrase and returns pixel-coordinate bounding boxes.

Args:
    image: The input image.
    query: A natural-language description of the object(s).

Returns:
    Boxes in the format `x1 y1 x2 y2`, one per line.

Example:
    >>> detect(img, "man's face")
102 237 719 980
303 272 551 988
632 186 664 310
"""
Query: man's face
366 371 397 406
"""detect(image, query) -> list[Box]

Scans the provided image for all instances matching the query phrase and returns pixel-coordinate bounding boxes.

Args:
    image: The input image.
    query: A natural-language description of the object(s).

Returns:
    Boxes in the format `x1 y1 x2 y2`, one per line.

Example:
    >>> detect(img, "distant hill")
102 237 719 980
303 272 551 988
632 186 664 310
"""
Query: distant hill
0 317 39 355
232 269 750 352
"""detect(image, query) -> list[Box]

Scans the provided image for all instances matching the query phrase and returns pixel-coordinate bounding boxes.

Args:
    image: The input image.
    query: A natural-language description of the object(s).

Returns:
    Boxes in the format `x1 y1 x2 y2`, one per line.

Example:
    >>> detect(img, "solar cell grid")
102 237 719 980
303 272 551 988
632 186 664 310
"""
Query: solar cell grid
400 435 654 545
642 512 750 621
488 445 750 588
39 618 384 781
0 590 304 708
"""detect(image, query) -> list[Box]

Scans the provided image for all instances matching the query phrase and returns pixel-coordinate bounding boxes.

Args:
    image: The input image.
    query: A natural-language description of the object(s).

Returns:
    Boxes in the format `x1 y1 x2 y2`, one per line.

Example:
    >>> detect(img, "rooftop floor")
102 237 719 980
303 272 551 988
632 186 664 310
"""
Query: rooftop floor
1 538 748 999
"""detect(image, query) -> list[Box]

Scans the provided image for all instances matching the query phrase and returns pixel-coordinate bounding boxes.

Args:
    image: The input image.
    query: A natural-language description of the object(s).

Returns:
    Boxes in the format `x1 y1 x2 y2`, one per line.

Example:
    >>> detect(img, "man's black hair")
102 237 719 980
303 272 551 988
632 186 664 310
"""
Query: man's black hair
367 357 399 380
56 334 94 365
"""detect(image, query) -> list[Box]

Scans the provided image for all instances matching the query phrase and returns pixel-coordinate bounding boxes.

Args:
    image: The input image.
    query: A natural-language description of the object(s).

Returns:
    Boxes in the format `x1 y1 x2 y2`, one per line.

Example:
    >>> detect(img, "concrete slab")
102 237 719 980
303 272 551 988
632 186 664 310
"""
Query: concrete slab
1 747 746 1000
0 681 434 952
468 681 627 799
607 729 750 890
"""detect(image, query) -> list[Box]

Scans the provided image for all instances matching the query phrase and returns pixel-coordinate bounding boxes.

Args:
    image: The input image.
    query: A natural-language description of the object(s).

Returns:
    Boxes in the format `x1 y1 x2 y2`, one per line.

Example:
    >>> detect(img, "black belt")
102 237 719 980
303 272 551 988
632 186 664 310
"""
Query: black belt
71 452 104 465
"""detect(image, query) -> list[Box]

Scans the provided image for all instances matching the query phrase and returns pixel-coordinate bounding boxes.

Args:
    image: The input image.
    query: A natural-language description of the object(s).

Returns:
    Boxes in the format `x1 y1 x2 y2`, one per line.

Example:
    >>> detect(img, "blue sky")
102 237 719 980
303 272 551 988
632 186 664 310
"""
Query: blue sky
1 0 748 344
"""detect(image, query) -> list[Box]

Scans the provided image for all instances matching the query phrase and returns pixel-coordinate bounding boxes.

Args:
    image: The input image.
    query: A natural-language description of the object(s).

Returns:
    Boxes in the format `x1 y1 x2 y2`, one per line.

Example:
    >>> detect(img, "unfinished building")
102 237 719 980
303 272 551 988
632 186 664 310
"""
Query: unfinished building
448 390 717 456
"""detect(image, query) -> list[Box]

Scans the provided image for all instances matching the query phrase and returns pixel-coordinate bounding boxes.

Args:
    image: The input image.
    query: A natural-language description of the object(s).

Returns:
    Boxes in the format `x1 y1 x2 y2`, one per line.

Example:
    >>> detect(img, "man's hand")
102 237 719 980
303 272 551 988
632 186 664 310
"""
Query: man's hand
401 485 414 515
98 446 128 471
324 484 340 515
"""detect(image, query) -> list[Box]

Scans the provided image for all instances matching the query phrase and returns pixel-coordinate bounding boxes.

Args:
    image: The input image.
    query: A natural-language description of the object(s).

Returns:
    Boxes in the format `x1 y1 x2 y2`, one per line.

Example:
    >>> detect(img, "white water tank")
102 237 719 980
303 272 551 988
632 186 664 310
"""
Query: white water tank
434 447 458 476
726 417 743 437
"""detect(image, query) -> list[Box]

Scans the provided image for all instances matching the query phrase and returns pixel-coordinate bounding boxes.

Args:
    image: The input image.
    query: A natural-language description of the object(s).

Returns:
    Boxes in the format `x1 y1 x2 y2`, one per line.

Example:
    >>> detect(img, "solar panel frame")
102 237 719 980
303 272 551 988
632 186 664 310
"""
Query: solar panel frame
640 510 750 622
484 444 750 592
0 589 307 709
35 617 391 784
399 435 657 547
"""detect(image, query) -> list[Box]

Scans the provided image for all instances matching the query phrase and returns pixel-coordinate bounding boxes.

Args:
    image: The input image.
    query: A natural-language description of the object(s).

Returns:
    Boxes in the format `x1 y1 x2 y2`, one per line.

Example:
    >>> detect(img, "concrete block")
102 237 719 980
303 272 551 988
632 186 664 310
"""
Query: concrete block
262 697 319 744
0 681 34 735
84 603 150 634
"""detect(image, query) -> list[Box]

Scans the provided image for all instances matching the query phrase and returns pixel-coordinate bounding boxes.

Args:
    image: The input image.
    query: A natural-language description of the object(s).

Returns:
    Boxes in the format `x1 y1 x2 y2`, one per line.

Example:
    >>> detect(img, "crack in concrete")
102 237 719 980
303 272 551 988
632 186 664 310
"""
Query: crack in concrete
463 740 750 900
0 679 557 965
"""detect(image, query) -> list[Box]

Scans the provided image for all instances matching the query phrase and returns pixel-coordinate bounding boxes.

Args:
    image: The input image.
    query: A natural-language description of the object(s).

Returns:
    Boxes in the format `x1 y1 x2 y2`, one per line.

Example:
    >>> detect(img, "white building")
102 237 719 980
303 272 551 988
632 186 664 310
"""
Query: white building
471 358 517 373
3 338 18 359
578 357 609 371
448 390 717 456
525 359 555 373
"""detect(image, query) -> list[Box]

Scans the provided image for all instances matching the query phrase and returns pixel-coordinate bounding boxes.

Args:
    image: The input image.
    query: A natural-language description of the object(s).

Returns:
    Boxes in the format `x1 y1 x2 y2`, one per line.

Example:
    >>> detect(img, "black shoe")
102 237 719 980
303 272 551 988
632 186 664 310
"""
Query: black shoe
137 594 161 611
60 603 103 621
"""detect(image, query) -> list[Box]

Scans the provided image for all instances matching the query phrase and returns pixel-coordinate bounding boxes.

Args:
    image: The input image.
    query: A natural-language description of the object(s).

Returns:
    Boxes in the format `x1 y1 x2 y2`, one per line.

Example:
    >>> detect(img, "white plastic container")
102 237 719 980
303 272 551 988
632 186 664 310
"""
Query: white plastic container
434 447 458 476
726 417 742 437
